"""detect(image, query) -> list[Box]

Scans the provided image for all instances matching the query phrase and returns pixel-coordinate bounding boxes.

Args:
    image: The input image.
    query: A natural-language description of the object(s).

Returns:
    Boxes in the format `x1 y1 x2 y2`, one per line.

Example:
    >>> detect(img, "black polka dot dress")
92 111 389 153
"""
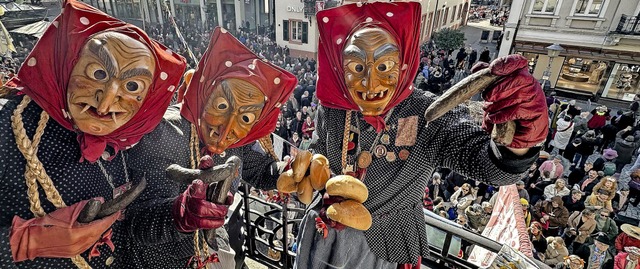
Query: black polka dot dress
294 90 540 268
0 95 134 268
118 105 280 268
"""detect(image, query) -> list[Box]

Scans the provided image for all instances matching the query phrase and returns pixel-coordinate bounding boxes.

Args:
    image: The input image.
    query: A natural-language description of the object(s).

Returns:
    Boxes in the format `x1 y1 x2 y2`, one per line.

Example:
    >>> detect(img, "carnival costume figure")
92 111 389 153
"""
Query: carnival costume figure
122 27 300 268
290 2 549 268
0 0 186 268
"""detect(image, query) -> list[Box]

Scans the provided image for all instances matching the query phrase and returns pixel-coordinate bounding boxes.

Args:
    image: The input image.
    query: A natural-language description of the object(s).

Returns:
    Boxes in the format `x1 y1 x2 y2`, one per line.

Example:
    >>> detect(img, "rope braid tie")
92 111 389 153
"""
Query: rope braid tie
12 96 92 269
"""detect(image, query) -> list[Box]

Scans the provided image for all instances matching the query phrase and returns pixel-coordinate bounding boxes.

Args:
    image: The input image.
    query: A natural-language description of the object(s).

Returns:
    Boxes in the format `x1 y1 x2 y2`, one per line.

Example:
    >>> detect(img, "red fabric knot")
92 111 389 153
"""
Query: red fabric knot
203 253 220 265
88 228 115 261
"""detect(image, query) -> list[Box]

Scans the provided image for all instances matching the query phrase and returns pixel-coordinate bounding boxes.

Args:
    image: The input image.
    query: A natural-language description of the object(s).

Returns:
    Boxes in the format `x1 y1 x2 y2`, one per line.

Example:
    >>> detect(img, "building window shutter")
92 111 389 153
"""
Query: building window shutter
283 20 289 41
302 22 309 44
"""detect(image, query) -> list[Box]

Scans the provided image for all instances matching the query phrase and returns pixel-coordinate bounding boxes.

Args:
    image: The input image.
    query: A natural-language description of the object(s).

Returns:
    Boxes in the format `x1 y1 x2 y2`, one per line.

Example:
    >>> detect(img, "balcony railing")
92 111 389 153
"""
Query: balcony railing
229 184 551 269
614 14 640 35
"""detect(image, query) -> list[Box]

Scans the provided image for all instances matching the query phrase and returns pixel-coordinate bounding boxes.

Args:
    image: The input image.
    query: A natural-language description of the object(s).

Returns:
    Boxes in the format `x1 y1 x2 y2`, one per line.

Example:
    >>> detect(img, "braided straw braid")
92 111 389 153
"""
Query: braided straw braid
189 123 212 268
341 111 352 172
258 135 279 160
11 96 91 269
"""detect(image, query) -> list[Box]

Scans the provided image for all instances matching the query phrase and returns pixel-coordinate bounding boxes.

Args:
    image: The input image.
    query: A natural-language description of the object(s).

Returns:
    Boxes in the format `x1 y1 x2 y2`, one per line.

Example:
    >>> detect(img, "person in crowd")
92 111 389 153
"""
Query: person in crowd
531 171 555 205
569 161 592 187
544 178 571 200
465 202 492 233
585 189 614 213
468 49 477 69
479 46 491 63
428 172 445 200
614 246 640 269
629 169 640 208
533 196 570 236
450 183 477 216
530 221 548 261
549 115 575 155
301 115 315 138
289 111 304 137
445 171 474 201
524 162 542 187
422 186 434 210
614 111 635 131
575 234 615 269
289 132 301 150
599 123 619 153
592 177 618 201
612 186 631 213
590 209 619 245
614 127 639 173
565 208 597 252
588 106 610 133
565 138 582 164
522 198 533 228
556 255 586 269
516 180 530 201
540 155 564 180
576 169 601 197
545 236 570 266
564 189 586 213
616 224 640 253
594 148 618 173
575 130 600 168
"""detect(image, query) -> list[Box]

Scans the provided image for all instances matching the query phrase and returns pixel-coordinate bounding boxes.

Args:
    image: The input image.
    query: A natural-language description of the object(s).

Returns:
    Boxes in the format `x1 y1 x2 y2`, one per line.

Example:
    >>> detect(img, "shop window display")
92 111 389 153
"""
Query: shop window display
604 64 640 100
556 57 609 96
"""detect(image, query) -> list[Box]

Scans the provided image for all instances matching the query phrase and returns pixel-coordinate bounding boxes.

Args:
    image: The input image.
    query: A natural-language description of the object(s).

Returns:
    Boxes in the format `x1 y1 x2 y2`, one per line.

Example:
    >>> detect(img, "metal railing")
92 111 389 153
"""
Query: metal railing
614 14 640 35
230 184 551 269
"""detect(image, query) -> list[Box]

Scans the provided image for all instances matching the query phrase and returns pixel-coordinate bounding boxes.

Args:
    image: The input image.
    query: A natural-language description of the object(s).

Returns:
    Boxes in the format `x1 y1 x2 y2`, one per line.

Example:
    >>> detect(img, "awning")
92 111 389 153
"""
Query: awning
10 20 49 39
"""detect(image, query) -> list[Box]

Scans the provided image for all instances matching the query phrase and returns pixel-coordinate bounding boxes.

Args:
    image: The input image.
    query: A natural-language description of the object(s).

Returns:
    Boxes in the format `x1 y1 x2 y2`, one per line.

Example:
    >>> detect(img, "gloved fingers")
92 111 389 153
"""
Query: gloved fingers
186 199 228 219
471 62 489 74
186 215 226 230
485 104 540 125
481 73 537 102
488 55 528 76
187 180 208 200
199 155 214 169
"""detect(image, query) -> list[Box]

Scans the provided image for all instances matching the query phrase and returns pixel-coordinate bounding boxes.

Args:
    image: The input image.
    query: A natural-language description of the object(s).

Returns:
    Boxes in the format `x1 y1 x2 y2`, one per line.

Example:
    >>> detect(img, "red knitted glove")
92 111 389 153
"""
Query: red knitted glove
10 199 120 262
473 55 549 148
172 180 231 233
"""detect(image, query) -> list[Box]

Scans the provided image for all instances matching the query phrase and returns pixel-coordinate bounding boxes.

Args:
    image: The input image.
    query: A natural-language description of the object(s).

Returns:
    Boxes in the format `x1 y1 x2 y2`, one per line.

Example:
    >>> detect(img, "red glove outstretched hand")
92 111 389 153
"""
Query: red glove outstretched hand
474 55 549 149
172 180 231 233
10 199 121 262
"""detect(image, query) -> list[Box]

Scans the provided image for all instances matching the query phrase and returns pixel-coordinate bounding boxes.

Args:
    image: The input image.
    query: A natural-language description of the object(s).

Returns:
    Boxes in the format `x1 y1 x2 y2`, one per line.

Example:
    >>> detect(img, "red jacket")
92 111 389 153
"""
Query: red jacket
616 233 640 253
615 252 640 269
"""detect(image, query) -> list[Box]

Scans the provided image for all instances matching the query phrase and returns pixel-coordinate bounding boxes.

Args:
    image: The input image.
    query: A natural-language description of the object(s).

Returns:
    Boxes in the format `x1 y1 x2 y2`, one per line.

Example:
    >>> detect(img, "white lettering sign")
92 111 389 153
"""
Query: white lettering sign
287 6 304 13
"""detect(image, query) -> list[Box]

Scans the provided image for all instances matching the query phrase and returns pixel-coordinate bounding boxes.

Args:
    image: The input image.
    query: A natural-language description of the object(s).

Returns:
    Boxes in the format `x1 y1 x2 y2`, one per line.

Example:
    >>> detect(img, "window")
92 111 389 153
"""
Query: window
443 7 449 26
574 0 604 16
451 6 456 22
532 0 558 13
283 20 309 44
458 4 463 19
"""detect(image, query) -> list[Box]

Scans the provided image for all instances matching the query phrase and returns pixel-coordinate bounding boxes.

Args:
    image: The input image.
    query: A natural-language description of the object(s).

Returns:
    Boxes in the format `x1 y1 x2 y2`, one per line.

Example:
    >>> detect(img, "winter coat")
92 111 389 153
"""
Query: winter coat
533 198 570 228
614 252 640 269
544 185 571 200
614 130 638 165
550 118 574 150
544 245 569 266
567 211 597 244
588 109 610 129
539 160 564 179
577 135 599 156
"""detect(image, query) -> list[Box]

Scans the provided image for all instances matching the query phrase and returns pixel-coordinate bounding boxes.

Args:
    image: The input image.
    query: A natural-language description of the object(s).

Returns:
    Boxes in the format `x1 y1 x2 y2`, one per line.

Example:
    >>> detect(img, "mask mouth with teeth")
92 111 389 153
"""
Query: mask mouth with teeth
343 27 399 117
66 32 156 136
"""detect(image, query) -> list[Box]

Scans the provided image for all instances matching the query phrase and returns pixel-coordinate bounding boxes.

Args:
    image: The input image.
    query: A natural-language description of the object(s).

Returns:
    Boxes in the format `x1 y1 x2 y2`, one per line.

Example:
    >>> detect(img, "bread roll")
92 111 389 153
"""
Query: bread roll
309 154 331 190
292 150 313 182
326 200 372 230
325 175 368 203
276 169 297 193
297 176 314 204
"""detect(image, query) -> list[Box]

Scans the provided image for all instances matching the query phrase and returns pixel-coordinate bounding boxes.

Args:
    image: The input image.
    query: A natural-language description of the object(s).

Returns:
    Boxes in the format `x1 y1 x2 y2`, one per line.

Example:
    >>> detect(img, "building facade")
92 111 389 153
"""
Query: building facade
274 0 471 58
500 0 640 103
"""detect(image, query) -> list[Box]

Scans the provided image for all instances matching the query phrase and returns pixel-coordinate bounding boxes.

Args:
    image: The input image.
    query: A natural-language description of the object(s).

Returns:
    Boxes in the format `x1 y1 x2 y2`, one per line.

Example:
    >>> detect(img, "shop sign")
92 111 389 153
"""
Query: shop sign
287 6 304 13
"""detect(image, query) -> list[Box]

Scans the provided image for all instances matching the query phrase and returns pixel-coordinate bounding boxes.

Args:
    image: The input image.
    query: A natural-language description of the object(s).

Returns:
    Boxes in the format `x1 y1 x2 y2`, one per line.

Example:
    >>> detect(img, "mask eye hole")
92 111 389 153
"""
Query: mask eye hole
377 61 395 72
213 97 229 111
125 81 139 92
94 70 107 80
240 113 256 124
347 62 364 74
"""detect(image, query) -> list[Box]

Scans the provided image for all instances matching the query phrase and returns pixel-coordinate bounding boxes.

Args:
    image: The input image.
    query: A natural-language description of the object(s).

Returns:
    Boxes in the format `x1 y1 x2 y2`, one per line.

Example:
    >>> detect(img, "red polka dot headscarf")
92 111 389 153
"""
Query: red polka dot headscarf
6 0 186 162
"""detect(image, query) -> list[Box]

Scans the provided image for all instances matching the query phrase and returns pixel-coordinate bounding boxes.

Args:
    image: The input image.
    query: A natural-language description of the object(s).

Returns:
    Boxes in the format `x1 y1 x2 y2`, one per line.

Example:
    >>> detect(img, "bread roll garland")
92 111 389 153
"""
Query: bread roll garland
325 175 372 230
276 151 331 204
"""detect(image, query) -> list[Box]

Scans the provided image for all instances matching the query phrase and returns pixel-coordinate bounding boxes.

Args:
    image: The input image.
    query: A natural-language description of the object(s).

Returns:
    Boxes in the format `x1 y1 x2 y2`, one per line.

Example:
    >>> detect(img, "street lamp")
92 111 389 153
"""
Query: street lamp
541 43 564 94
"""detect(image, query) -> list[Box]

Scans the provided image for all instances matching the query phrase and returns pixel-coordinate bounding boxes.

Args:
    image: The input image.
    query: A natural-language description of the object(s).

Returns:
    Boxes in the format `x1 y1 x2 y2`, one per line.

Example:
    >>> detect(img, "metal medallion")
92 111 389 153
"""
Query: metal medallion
105 256 115 266
374 145 387 158
357 152 373 169
385 151 397 162
398 149 410 160
380 134 391 145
